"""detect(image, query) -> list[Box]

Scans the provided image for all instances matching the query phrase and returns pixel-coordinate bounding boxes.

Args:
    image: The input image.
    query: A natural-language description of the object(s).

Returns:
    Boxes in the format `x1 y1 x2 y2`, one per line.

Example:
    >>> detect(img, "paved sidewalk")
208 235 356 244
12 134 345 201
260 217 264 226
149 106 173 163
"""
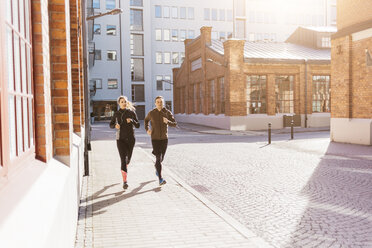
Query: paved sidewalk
177 122 329 136
75 136 273 247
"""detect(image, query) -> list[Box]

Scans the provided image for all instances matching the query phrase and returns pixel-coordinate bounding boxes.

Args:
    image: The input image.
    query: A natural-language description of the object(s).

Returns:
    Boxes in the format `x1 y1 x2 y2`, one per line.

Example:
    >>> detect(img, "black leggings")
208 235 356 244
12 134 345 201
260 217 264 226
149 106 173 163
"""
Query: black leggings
151 139 168 179
116 138 135 172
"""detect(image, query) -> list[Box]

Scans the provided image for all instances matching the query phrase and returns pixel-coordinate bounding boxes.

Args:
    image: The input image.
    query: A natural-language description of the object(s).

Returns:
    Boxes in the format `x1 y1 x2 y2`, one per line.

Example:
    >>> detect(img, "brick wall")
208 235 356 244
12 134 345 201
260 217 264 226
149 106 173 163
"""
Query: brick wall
337 0 372 31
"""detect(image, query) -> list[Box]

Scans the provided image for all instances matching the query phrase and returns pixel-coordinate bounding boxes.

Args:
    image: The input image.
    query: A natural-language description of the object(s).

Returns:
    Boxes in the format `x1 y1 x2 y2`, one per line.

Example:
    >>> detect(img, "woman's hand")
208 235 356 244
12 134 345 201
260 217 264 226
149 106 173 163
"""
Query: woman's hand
126 118 132 123
147 129 152 135
115 124 120 129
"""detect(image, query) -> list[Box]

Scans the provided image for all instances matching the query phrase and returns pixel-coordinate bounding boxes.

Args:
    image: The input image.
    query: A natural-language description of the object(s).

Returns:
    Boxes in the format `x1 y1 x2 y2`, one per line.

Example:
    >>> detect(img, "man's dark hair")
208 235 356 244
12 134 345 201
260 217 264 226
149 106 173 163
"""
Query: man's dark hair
155 96 164 101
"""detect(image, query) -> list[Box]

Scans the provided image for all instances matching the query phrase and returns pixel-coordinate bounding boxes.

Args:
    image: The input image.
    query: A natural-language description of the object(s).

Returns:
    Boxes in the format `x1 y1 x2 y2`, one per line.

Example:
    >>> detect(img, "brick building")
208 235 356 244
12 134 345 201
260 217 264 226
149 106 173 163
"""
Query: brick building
0 0 87 247
173 26 332 130
330 0 372 145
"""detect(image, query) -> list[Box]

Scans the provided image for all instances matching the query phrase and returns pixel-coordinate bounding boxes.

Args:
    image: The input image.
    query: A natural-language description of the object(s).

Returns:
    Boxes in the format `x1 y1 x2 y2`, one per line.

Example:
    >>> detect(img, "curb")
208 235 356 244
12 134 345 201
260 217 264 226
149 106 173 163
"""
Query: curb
138 147 274 248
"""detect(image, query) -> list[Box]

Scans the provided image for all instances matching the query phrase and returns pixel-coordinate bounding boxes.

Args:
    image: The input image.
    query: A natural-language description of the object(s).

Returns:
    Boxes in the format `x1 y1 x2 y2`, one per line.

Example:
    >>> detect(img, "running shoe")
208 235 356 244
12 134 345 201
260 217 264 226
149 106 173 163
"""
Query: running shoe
123 182 128 190
159 178 167 186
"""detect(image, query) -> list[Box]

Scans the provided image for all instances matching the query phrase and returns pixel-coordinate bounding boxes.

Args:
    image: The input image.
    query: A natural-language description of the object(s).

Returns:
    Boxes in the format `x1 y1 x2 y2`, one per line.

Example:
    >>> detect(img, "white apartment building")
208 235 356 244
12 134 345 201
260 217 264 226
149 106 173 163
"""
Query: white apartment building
87 0 336 120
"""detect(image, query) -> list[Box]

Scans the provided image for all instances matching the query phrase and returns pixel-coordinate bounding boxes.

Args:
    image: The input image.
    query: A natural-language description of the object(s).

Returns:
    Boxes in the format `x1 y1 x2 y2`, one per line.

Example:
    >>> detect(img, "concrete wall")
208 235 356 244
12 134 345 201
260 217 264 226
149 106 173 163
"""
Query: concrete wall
331 118 372 145
0 132 85 248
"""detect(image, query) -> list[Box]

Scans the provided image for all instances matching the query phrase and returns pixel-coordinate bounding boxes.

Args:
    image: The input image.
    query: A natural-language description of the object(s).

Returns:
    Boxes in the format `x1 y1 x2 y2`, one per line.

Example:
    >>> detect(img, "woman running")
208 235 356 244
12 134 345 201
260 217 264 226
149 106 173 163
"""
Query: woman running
110 96 140 190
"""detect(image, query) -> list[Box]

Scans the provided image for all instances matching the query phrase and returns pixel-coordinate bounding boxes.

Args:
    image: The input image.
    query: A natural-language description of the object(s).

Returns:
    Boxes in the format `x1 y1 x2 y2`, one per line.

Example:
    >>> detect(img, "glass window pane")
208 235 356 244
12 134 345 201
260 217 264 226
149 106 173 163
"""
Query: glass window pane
130 0 142 6
106 0 115 9
25 0 30 41
188 30 194 39
164 76 171 91
7 28 14 91
172 52 179 64
21 41 27 93
156 76 163 91
155 29 162 41
23 98 29 149
14 35 21 92
204 8 210 20
94 24 101 34
108 79 118 89
9 95 17 158
172 7 178 18
106 25 116 35
227 9 233 21
180 7 186 19
12 0 19 30
164 29 170 41
130 9 143 31
163 6 170 18
156 52 162 64
155 6 162 18
172 29 178 41
95 50 101 60
164 52 171 64
188 7 194 19
93 0 100 9
131 34 143 56
107 50 117 60
16 96 23 154
211 9 217 21
6 0 12 22
180 30 186 41
27 46 32 94
219 9 225 21
19 0 25 37
131 58 144 81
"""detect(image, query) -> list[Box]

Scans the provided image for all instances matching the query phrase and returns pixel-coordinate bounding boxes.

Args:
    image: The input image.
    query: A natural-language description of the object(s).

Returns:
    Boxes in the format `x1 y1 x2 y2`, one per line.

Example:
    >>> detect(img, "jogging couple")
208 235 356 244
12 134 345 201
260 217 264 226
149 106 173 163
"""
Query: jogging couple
109 95 177 190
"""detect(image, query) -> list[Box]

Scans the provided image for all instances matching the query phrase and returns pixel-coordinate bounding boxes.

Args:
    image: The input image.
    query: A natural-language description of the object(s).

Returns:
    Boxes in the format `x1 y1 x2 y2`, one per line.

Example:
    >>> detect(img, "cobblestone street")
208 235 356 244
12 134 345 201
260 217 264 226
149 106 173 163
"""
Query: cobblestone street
135 123 372 248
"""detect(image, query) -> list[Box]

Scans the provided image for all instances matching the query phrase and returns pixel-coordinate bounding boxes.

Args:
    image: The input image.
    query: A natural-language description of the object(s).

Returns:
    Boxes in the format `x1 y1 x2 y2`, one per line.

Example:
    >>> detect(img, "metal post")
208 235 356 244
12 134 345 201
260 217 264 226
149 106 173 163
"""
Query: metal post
268 123 271 144
291 119 294 140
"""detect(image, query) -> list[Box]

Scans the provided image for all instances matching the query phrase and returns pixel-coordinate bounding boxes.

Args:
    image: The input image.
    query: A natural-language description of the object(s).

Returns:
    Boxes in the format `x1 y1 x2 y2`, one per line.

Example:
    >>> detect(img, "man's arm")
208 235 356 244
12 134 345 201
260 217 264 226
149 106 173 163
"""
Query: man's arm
144 111 151 131
166 110 177 127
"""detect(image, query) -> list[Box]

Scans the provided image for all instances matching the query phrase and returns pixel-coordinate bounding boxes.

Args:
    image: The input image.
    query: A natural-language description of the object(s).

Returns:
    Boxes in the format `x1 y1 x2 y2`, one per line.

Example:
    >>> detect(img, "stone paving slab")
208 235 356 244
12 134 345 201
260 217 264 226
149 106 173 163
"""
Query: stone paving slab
75 135 273 248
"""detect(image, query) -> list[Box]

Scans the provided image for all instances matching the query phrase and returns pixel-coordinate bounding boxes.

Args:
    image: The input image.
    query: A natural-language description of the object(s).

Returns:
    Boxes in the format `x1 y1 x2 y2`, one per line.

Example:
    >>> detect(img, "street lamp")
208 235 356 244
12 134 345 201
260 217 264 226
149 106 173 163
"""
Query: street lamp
206 58 227 67
86 8 123 21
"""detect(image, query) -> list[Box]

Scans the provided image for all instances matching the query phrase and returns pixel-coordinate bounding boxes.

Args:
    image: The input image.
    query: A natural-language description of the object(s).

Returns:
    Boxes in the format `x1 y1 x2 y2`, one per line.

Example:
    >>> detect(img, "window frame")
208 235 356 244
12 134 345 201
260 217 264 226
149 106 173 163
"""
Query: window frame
131 84 145 102
94 24 101 35
131 58 144 81
106 50 117 61
107 78 118 89
155 5 162 18
275 75 294 114
106 25 116 35
312 75 330 113
246 75 267 114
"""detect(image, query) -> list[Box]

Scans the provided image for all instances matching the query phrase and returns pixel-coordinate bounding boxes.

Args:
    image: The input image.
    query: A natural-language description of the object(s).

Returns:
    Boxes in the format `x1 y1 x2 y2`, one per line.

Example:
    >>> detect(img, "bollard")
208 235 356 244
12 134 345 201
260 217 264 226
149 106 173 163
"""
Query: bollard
268 123 271 144
291 119 294 140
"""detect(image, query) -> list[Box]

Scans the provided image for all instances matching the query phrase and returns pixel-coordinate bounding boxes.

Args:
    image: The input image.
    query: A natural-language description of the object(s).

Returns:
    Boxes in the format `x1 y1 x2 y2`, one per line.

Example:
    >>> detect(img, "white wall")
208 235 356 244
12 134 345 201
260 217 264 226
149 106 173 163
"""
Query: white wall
0 132 85 248
331 118 372 145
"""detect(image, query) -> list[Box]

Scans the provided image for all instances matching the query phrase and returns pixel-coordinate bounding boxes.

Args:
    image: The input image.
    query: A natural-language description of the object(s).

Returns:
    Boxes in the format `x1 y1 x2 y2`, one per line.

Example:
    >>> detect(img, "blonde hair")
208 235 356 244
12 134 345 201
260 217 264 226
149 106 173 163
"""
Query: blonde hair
117 96 136 111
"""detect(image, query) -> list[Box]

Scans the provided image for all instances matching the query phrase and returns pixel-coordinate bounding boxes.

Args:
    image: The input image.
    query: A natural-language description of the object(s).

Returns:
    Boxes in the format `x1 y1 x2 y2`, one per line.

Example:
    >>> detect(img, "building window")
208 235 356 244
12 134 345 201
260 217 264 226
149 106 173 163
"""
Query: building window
156 76 163 91
180 52 185 63
106 25 116 35
107 50 117 60
90 78 102 89
130 34 144 56
172 7 178 18
236 19 245 39
212 31 218 40
163 6 170 18
172 29 178 41
219 9 225 21
172 52 179 64
155 5 162 18
180 30 186 41
106 0 115 9
108 79 118 89
155 29 162 41
209 80 215 113
94 24 101 35
164 29 170 41
204 8 210 20
131 84 145 102
312 75 330 113
156 52 162 64
227 9 233 21
180 7 186 19
165 101 172 112
191 58 201 71
188 7 194 19
321 37 331 48
275 75 294 113
130 0 142 7
95 49 101 60
219 77 225 114
131 58 144 81
188 30 195 39
1 0 34 163
93 0 100 9
247 75 266 114
211 9 217 21
164 52 171 64
130 9 143 31
164 76 171 91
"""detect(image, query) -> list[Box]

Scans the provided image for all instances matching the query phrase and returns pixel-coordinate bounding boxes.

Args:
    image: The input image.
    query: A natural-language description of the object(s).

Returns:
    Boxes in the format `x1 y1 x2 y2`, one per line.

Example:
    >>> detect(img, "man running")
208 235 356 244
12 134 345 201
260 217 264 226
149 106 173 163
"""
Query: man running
144 96 177 186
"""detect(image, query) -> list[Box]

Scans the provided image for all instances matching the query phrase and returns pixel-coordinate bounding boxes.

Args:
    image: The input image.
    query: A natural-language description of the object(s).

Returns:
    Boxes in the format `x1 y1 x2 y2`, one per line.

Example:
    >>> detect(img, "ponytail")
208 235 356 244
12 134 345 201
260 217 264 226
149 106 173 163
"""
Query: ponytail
117 95 136 111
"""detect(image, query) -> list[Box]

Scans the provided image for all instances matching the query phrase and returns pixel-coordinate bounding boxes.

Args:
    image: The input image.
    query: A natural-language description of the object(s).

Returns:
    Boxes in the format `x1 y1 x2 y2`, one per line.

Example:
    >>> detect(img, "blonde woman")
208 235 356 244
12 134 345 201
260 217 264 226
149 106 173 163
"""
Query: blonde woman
110 96 140 190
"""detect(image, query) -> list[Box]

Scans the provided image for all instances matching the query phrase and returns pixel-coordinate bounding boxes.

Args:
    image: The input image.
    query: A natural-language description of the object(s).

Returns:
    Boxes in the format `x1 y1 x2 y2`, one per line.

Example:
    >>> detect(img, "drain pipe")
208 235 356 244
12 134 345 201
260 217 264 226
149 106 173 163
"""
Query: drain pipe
304 59 308 128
